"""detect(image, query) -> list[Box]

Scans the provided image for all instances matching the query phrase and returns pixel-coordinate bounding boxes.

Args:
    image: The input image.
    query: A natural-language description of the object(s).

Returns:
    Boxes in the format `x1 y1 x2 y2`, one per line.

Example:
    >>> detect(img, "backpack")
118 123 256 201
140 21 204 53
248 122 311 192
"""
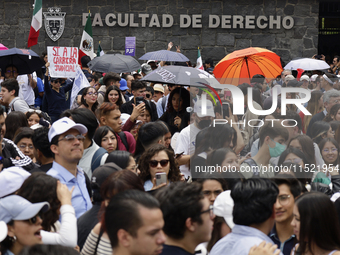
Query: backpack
91 147 108 172
243 158 260 177
162 96 167 112
117 131 129 151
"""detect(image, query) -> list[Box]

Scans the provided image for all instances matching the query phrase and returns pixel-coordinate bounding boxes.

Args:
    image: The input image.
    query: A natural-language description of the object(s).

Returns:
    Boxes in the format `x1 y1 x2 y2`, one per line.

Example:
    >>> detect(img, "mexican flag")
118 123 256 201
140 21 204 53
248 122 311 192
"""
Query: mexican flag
196 47 204 70
97 42 104 57
27 0 42 48
79 13 95 65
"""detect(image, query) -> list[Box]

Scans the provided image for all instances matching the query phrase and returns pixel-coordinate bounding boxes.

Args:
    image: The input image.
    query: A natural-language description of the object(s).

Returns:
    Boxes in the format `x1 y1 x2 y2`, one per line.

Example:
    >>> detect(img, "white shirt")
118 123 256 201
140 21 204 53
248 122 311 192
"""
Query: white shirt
175 123 201 178
78 140 100 179
17 74 35 106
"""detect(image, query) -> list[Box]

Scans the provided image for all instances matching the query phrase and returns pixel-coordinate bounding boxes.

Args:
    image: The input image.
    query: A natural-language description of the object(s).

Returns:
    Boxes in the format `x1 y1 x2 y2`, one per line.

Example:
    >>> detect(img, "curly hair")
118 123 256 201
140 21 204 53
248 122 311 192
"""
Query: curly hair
81 86 99 113
16 173 61 232
104 85 123 108
138 144 182 183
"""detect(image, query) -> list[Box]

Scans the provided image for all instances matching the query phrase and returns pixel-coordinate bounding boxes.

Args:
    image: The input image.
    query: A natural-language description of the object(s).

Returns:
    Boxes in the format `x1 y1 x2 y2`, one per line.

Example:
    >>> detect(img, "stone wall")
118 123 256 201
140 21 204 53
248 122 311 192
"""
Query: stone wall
0 0 319 65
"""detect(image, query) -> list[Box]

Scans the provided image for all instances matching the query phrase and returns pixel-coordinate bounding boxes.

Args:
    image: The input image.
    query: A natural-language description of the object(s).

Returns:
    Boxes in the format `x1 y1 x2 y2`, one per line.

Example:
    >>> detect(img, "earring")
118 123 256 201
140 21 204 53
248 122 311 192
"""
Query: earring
10 235 16 242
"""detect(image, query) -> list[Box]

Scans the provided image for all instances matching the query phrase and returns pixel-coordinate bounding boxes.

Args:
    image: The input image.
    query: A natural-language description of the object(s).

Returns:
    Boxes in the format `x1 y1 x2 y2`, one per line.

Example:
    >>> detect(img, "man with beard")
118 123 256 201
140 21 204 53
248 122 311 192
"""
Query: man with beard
175 100 214 178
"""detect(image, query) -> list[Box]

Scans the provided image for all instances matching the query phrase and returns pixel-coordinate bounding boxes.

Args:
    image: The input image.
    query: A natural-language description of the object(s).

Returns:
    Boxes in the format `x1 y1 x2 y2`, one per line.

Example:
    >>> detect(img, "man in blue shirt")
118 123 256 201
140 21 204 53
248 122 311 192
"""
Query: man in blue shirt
210 179 281 255
47 117 92 218
270 176 301 255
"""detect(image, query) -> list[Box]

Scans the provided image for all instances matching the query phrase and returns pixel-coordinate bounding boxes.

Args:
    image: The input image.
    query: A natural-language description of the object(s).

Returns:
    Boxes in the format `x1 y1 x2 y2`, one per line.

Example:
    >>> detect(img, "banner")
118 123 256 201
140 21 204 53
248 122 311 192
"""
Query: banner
70 65 90 108
47 46 79 78
125 37 136 56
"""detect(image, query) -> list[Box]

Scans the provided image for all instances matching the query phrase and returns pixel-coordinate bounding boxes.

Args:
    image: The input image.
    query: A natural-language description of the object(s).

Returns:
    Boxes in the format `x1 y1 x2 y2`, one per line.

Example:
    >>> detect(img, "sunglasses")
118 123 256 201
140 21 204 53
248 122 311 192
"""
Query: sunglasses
24 212 43 225
149 159 169 168
27 109 42 114
58 134 85 143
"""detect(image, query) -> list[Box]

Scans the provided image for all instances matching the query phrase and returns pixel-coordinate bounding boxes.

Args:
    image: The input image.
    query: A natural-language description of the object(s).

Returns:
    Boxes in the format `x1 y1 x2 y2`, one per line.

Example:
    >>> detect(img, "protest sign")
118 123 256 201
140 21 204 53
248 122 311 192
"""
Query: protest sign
47 46 79 78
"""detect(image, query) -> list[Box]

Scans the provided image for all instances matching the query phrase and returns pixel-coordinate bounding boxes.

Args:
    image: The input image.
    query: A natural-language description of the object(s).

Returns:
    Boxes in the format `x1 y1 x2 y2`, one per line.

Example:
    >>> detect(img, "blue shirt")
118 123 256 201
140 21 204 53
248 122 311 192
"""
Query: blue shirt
210 225 282 255
270 224 296 255
156 94 169 118
47 161 92 218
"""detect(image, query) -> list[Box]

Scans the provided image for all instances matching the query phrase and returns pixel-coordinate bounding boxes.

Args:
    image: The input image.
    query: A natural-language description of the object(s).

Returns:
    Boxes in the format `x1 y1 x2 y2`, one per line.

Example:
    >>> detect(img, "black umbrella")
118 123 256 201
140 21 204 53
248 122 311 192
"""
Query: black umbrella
141 66 221 89
0 48 44 75
88 54 141 73
139 50 189 62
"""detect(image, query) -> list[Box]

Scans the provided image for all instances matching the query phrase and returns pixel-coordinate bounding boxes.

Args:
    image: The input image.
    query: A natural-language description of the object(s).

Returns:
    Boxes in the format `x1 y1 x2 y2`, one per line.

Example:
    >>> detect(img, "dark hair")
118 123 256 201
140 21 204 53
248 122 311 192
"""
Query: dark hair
155 182 204 239
272 175 302 198
13 127 34 145
32 127 53 158
251 88 263 108
324 104 340 122
105 150 131 168
93 125 117 147
26 111 43 121
207 216 227 252
279 110 302 132
104 85 123 107
1 78 19 96
4 111 29 141
105 190 159 248
146 86 154 96
139 144 182 183
278 147 311 167
330 121 340 133
80 87 99 113
204 58 214 67
295 192 340 254
17 173 60 232
134 122 165 156
258 121 289 147
166 87 190 113
131 80 147 92
70 108 99 140
231 178 278 226
311 121 331 144
81 55 91 68
287 135 316 166
19 244 80 255
103 72 121 86
318 137 340 166
251 74 265 85
238 83 251 96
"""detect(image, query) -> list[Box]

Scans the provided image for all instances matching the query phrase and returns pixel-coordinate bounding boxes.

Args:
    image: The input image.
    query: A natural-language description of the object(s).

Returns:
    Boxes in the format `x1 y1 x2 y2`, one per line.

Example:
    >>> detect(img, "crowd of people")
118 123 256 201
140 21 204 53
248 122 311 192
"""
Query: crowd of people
2 44 340 255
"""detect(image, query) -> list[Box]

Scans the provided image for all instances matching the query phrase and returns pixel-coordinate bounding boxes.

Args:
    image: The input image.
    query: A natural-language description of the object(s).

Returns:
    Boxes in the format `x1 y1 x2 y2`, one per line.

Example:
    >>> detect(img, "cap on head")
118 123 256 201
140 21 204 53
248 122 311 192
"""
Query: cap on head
141 64 152 75
119 78 128 91
48 117 88 142
0 167 31 198
300 75 310 82
194 99 215 118
0 195 49 224
213 190 235 229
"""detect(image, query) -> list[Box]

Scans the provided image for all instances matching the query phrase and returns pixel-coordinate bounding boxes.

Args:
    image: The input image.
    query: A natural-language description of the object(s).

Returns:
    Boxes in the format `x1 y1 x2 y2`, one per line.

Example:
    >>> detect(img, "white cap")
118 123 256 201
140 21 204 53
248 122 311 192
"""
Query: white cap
310 74 318 82
0 167 31 198
285 74 295 82
153 84 165 93
300 75 310 82
213 190 235 229
194 99 215 118
48 117 87 142
0 221 7 242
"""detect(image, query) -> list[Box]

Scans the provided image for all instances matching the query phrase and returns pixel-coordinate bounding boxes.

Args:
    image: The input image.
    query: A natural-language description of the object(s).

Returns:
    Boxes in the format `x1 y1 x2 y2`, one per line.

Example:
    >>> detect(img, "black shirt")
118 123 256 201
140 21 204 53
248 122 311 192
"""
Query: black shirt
161 244 194 255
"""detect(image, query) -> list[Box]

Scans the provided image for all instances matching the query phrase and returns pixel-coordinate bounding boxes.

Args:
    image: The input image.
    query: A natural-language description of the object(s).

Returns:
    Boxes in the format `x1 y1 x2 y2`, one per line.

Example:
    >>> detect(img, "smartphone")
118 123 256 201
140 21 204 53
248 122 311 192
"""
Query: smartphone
222 102 230 118
175 152 184 159
155 172 167 186
135 96 144 105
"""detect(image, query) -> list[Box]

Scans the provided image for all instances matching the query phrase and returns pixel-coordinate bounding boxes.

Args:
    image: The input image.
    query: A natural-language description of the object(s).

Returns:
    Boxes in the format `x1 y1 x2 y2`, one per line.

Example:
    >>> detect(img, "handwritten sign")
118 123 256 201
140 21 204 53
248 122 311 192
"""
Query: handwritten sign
47 46 79 78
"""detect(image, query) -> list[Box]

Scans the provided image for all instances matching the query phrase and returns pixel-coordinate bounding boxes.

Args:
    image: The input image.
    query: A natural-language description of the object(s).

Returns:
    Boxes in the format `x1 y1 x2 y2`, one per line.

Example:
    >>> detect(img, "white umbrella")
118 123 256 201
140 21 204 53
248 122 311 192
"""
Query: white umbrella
284 58 330 71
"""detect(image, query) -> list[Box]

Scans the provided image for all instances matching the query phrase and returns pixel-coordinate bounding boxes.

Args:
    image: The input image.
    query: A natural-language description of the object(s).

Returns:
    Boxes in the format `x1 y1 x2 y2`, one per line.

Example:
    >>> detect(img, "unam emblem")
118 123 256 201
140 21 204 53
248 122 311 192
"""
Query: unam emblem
43 7 66 42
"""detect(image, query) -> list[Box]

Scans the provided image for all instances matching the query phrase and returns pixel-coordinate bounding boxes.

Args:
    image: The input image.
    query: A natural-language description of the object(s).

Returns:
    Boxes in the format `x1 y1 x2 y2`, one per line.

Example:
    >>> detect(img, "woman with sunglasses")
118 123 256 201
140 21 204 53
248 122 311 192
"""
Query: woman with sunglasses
291 192 340 255
139 144 182 191
0 195 50 255
44 63 74 123
104 85 123 108
26 109 43 127
79 87 99 114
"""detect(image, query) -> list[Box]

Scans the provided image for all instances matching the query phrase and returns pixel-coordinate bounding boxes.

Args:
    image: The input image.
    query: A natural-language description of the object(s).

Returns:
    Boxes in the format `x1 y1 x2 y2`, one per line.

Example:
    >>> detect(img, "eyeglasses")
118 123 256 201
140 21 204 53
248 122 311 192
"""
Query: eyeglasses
6 70 17 74
27 109 42 114
52 80 61 84
58 134 85 143
149 159 169 168
277 195 291 206
200 205 214 218
323 148 338 153
87 92 98 96
202 190 222 197
24 212 43 225
19 144 34 150
284 158 302 164
129 164 139 172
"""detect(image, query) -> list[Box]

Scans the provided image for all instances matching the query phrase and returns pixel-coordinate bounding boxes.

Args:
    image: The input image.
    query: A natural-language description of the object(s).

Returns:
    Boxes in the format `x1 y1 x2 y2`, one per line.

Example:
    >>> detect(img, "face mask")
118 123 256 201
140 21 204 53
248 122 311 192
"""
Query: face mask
269 139 286 157
197 119 212 129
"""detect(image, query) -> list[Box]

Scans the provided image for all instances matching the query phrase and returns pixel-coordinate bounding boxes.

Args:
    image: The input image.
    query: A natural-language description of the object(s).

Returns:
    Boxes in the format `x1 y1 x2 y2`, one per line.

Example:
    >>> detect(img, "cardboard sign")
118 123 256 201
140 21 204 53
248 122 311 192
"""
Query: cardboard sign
47 46 79 78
